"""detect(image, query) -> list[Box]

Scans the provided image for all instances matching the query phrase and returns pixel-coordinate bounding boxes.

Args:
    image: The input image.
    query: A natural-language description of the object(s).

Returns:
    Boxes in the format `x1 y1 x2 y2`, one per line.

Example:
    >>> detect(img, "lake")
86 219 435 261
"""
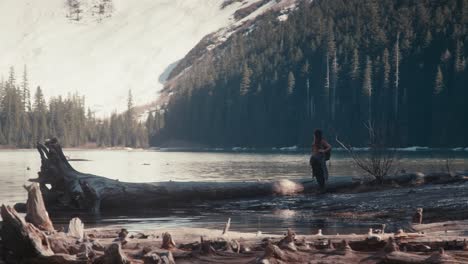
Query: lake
0 148 467 235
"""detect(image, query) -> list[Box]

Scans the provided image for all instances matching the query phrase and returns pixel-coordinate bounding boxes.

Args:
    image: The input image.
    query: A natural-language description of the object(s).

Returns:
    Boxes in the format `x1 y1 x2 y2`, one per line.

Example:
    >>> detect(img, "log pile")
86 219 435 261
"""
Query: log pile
3 187 468 263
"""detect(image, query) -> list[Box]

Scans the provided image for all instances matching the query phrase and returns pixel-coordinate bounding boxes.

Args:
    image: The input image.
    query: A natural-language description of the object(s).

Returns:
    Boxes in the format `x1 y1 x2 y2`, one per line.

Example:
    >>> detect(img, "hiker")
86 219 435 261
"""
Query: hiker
309 129 331 189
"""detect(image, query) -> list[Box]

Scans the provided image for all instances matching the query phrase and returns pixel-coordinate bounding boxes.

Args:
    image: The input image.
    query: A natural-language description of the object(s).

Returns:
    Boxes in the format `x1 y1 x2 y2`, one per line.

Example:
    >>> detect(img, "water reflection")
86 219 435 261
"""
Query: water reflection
0 149 466 234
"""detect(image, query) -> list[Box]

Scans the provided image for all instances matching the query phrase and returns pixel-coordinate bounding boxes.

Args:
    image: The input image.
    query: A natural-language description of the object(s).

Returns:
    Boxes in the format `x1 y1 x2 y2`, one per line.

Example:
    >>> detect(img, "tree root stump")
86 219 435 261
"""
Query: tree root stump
94 243 130 264
161 232 176 250
278 229 297 252
0 205 54 259
24 183 54 232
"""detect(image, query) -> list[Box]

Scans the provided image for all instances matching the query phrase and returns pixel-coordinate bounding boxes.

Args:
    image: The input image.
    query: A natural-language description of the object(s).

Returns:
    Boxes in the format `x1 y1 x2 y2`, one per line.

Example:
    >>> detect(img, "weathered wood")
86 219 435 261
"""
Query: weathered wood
68 217 85 241
261 242 287 262
161 232 176 250
156 251 175 264
94 243 130 264
142 252 161 264
73 225 468 264
384 251 427 263
412 220 468 234
114 228 129 246
278 228 297 251
24 183 54 232
383 237 400 253
25 254 89 264
31 139 313 212
222 218 231 235
337 239 353 253
1 182 97 264
424 248 458 264
0 205 54 259
28 139 468 212
199 236 216 255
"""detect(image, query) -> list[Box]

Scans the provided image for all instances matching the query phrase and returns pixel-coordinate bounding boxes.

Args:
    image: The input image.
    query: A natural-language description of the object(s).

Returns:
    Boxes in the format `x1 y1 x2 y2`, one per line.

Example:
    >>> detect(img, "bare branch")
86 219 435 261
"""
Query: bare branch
336 123 397 184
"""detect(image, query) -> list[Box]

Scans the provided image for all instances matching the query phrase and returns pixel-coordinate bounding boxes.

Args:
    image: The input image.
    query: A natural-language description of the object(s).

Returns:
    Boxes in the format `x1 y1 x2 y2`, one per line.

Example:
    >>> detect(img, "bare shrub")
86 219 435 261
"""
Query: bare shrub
336 121 397 184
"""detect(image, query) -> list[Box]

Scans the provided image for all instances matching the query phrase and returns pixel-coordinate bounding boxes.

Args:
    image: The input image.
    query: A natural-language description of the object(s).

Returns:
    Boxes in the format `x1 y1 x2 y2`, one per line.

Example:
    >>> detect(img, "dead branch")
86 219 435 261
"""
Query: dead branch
336 122 397 184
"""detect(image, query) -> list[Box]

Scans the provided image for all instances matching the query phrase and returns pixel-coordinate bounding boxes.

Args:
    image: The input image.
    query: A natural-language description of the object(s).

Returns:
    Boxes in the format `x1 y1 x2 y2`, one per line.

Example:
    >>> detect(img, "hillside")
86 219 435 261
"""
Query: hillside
156 0 468 148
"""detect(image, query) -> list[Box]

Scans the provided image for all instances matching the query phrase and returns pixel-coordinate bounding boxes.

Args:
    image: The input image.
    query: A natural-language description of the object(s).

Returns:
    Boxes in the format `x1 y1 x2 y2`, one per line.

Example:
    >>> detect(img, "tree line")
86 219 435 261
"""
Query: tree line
0 66 149 148
158 0 468 148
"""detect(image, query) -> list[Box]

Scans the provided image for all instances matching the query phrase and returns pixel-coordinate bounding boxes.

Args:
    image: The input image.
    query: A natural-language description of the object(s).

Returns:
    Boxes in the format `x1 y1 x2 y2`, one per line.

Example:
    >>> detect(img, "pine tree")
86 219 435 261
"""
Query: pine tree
330 49 338 121
145 111 154 137
324 53 330 97
350 48 360 80
67 0 82 21
7 66 15 88
0 118 5 145
301 60 311 118
125 89 134 147
21 65 31 111
32 86 48 142
455 41 465 73
382 48 390 89
423 30 432 48
393 34 401 117
363 56 373 121
434 66 444 95
240 64 252 96
287 71 295 95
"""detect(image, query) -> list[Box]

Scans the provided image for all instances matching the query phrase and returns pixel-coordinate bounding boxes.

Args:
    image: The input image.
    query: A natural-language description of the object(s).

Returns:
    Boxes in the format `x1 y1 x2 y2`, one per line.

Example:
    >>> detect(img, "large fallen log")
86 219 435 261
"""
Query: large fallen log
27 139 468 213
25 139 322 212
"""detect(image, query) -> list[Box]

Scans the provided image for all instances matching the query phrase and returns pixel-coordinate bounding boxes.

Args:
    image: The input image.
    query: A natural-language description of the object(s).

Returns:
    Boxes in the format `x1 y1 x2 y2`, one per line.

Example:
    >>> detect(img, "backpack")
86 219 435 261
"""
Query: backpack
324 149 331 161
321 141 331 161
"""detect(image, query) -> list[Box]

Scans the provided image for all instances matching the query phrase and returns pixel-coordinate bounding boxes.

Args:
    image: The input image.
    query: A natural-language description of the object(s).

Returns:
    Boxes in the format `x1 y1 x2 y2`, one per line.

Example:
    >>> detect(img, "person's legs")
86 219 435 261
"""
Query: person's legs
322 158 328 182
311 155 325 188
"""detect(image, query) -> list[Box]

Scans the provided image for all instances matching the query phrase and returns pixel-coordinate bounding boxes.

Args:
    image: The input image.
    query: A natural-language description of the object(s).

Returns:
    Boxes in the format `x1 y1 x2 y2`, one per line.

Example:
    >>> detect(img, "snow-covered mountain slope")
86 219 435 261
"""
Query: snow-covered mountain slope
157 0 297 107
0 0 239 115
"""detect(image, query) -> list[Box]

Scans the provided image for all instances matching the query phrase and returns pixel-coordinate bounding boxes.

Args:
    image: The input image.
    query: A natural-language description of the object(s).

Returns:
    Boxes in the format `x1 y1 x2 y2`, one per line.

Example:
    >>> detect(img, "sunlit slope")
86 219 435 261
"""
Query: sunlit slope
0 0 244 115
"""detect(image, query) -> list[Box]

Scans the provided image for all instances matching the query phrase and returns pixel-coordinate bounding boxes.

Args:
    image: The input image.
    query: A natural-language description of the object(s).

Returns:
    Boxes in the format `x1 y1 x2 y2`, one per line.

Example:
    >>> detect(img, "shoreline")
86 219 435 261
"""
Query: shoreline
0 145 467 153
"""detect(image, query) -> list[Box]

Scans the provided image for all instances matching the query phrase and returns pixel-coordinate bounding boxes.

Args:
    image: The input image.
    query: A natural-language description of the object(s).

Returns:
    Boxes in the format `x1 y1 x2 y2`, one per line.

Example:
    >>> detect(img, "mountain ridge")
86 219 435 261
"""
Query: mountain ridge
1 0 282 116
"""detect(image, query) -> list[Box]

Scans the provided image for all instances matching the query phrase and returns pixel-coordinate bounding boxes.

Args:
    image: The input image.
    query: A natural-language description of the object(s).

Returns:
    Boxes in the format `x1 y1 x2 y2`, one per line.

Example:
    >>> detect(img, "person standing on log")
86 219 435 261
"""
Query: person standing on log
309 129 332 190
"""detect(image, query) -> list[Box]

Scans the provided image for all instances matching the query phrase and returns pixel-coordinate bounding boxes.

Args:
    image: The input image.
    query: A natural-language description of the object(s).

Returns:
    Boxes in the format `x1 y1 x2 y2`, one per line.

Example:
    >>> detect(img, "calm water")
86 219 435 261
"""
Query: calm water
0 148 467 234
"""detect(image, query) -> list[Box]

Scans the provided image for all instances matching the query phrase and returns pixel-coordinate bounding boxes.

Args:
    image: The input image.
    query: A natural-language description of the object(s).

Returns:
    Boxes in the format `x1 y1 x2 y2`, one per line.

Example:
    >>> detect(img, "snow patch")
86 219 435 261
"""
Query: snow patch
232 147 254 152
350 147 370 151
277 14 288 21
396 146 431 152
279 145 298 151
0 0 245 116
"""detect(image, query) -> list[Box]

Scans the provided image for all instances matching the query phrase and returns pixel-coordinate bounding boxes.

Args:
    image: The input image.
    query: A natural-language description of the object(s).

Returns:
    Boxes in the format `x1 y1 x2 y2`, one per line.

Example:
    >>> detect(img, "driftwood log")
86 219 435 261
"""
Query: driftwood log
0 205 90 264
94 243 130 264
25 139 468 213
0 205 54 259
4 195 468 264
30 139 313 213
1 185 100 263
2 153 468 263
